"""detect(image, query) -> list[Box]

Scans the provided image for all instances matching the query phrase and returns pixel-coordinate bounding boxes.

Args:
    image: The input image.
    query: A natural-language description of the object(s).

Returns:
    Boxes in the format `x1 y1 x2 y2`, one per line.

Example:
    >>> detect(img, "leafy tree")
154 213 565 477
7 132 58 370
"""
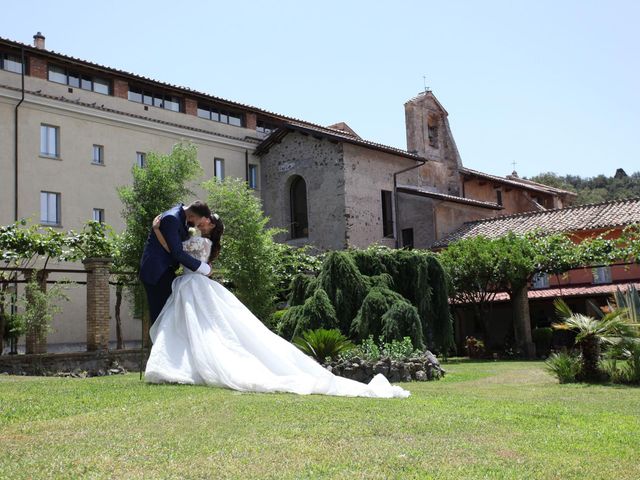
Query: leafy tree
437 236 502 339
529 170 640 205
117 142 203 341
117 142 203 277
202 176 283 322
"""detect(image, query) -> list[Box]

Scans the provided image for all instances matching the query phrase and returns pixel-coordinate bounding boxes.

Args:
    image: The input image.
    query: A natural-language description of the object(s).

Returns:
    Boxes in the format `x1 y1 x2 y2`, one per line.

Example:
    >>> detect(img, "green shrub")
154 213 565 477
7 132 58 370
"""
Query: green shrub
273 244 322 303
381 337 423 360
532 327 553 358
293 328 354 363
339 336 381 362
545 351 581 384
601 341 640 384
380 301 424 349
465 336 485 359
270 309 288 332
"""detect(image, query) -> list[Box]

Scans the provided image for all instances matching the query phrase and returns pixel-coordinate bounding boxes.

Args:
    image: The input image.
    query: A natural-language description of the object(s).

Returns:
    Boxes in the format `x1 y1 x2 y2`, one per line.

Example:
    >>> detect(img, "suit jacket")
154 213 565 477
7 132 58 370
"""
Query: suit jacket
139 204 202 285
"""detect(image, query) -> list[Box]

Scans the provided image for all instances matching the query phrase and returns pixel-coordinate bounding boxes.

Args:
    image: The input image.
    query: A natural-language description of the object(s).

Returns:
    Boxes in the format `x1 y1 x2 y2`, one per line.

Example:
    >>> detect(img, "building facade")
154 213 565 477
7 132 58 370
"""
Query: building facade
1 33 574 349
434 198 640 351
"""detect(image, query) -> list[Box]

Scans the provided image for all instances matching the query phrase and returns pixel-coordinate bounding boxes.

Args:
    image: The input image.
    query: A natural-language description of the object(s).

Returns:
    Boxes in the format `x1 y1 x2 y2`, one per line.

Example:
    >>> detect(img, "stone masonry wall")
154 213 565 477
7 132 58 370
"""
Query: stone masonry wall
260 131 347 251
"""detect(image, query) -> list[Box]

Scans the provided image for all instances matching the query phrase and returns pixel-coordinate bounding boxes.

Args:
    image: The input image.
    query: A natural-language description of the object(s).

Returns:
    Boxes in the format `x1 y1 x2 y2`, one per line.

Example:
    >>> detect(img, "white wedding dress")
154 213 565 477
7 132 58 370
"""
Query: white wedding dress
145 236 410 398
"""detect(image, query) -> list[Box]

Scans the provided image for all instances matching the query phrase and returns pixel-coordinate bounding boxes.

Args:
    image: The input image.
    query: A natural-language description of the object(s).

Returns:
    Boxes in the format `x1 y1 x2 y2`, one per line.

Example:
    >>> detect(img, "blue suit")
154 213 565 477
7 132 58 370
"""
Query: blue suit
140 204 202 324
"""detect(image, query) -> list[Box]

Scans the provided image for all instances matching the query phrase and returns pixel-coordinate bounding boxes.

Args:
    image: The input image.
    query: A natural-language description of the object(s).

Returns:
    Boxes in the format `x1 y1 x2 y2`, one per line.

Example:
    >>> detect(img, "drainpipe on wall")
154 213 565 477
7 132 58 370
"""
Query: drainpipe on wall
14 46 25 222
245 150 249 182
393 158 427 248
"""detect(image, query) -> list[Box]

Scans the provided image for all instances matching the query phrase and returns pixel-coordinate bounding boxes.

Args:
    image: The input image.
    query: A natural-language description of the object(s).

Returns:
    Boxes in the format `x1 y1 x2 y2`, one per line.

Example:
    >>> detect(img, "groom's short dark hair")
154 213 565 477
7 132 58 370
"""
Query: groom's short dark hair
185 201 211 218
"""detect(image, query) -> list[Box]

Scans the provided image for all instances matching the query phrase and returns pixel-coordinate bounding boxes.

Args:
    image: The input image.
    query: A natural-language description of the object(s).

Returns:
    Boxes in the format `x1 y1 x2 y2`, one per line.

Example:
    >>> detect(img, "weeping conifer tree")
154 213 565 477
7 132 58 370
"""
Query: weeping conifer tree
316 251 368 333
289 274 313 307
427 255 455 354
278 287 338 340
381 301 424 349
351 286 407 341
281 246 452 353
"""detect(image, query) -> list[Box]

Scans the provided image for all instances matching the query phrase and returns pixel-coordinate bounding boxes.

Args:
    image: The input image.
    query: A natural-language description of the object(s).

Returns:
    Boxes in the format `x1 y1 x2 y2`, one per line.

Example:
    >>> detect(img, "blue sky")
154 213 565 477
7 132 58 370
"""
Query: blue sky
4 0 638 178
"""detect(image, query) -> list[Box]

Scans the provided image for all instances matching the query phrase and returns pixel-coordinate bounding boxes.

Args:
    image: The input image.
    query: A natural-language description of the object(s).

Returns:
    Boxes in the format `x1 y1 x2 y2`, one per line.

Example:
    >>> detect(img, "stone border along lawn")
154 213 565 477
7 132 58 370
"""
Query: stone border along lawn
1 360 639 479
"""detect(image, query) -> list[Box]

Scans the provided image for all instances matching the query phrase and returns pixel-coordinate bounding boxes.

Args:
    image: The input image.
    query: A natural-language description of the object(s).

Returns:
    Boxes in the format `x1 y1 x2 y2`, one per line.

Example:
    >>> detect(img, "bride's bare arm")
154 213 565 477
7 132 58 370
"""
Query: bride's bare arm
152 215 171 253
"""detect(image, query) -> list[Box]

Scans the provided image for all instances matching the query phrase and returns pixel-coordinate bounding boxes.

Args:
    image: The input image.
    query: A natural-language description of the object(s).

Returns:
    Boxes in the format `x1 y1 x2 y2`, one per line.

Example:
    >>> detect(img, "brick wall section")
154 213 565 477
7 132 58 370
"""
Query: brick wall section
29 55 47 79
83 258 112 351
245 112 257 130
185 97 197 116
113 78 129 99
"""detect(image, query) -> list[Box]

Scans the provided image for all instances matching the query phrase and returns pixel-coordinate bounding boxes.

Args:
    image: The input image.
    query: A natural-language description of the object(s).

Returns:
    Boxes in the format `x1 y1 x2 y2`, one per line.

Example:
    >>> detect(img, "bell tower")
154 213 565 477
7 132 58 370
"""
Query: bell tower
404 91 463 195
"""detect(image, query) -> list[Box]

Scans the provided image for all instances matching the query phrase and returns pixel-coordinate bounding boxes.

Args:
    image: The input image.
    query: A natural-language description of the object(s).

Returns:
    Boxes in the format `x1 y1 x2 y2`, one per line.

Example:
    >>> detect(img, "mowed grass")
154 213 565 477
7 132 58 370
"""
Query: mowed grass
1 361 639 479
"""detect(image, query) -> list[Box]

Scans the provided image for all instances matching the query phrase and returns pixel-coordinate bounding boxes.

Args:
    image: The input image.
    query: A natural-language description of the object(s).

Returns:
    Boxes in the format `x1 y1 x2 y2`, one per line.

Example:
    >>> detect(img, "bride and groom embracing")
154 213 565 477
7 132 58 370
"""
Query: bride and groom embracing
140 201 409 398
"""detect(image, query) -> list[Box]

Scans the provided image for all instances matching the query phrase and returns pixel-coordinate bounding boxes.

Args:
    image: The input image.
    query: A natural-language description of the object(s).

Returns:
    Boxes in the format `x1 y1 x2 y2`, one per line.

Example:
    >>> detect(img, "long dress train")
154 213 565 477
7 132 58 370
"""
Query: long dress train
144 236 410 399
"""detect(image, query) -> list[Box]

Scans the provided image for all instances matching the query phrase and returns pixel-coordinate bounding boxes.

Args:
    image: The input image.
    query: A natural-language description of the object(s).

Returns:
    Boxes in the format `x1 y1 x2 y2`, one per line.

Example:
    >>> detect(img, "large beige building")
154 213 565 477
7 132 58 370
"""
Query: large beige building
0 33 574 350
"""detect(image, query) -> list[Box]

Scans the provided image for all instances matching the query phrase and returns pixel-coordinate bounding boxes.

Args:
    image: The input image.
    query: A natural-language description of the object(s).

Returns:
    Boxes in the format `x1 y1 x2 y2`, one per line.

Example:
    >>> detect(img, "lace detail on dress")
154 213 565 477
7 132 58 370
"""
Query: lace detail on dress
182 236 212 264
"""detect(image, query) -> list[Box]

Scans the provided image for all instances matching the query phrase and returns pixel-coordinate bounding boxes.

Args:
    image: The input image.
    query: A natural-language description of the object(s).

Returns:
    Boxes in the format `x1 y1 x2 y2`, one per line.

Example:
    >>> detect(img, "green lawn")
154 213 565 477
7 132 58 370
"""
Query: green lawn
1 361 638 479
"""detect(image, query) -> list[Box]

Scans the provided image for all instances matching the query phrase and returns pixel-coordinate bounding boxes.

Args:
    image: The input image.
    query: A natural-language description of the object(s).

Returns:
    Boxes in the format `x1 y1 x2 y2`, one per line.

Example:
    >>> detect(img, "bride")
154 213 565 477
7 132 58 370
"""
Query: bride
144 213 409 398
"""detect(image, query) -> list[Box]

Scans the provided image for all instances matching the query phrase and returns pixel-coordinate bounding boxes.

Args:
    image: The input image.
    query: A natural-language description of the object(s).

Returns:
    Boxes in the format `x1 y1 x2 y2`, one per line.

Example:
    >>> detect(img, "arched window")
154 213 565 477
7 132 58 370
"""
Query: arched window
290 176 308 239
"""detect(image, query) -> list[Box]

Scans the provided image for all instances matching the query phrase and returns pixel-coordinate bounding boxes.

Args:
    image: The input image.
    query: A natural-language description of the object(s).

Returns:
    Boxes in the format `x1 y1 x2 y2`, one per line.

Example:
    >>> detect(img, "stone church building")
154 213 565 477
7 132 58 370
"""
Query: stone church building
258 92 574 251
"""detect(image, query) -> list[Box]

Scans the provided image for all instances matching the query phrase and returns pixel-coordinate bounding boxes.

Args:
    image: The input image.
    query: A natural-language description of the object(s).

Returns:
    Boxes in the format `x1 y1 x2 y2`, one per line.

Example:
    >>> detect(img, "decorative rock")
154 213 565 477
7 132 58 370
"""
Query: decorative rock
373 361 388 376
415 370 428 381
322 350 444 383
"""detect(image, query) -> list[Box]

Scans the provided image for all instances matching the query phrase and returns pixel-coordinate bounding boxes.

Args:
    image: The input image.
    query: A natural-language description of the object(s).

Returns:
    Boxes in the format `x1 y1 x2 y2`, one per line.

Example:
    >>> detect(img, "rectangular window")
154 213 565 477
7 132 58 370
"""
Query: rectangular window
401 228 414 249
496 190 503 206
532 273 549 289
214 158 225 179
47 64 111 94
592 266 612 285
48 65 67 84
248 164 258 189
136 152 146 168
40 191 61 225
1 53 23 74
92 208 105 223
92 145 104 165
256 120 278 134
381 190 394 238
40 124 59 158
93 77 110 95
128 86 182 112
197 103 244 126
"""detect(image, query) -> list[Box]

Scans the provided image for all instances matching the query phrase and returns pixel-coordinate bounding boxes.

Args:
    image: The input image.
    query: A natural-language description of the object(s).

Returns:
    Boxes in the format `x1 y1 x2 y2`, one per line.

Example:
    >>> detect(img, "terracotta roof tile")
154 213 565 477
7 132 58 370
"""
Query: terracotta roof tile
397 185 503 210
459 167 577 196
433 197 640 247
486 282 640 302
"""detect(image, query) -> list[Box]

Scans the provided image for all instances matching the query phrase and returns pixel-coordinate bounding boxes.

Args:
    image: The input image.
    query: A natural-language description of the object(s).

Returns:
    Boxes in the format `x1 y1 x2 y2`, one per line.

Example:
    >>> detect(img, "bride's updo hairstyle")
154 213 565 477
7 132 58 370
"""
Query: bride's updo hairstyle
203 213 224 263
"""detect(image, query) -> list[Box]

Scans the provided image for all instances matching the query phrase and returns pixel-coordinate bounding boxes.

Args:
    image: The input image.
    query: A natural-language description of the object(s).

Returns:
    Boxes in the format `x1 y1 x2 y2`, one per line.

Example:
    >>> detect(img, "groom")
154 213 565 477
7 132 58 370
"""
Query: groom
140 200 212 325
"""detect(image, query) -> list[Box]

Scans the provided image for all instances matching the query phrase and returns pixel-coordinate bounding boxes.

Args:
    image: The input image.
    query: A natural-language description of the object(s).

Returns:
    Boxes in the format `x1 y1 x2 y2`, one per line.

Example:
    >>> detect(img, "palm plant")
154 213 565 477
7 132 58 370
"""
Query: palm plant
552 298 638 382
293 328 354 363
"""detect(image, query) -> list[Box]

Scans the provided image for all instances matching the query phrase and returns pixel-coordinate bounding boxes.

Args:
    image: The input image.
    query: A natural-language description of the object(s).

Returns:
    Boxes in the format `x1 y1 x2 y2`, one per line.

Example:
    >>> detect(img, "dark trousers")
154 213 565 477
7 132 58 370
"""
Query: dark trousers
143 268 176 325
